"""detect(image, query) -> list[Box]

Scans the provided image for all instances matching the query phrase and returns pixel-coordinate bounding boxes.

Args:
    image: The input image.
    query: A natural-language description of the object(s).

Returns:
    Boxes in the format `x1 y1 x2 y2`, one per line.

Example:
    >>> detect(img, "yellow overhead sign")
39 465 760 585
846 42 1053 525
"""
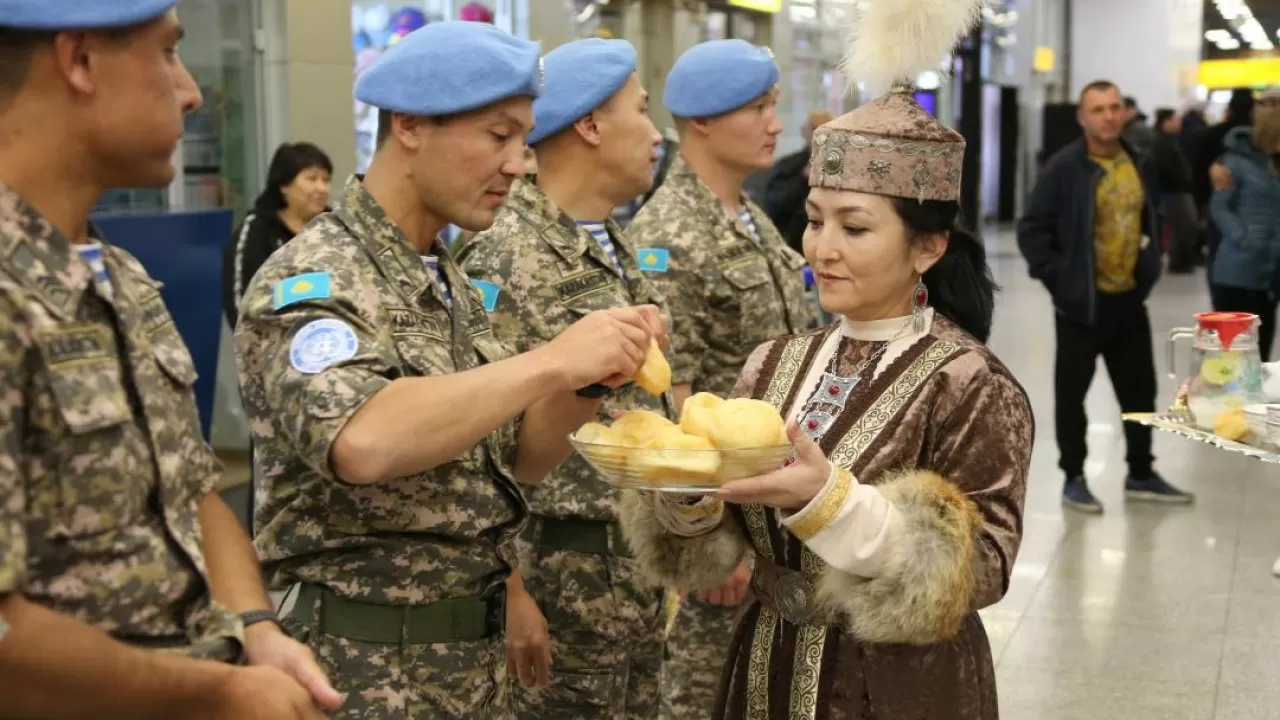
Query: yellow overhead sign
1198 58 1280 88
1033 47 1055 73
726 0 782 13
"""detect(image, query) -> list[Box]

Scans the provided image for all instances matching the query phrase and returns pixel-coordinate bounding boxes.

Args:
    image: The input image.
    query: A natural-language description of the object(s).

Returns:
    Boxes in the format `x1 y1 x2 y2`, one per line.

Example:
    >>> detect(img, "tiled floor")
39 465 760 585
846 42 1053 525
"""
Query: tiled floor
981 231 1280 720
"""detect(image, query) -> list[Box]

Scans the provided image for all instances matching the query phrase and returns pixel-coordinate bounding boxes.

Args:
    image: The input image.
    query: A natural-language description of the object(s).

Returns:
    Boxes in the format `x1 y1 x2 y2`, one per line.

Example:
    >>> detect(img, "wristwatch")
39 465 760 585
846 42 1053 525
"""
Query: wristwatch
575 383 613 399
239 609 282 631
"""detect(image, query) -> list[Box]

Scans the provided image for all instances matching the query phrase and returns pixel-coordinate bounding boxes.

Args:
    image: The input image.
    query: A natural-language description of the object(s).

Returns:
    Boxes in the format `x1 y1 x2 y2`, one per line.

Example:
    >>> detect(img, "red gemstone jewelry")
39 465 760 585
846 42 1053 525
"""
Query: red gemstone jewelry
914 279 929 309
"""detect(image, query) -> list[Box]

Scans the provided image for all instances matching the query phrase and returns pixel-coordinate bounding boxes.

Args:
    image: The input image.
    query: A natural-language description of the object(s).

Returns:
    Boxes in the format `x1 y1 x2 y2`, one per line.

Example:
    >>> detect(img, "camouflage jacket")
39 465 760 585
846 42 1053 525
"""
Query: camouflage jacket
235 176 526 604
458 180 675 523
0 184 238 647
627 156 812 397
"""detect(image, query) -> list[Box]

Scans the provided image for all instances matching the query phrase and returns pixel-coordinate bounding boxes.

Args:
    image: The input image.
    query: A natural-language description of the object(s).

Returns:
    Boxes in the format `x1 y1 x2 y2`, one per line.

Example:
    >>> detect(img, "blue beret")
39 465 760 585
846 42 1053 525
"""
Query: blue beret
354 21 542 117
527 39 637 145
0 0 177 29
665 40 779 118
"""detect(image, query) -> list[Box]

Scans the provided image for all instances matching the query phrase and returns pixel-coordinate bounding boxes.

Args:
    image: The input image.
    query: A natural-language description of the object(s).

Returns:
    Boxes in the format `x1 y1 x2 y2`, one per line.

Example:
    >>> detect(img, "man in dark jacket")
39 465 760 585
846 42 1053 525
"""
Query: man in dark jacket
1018 80 1192 513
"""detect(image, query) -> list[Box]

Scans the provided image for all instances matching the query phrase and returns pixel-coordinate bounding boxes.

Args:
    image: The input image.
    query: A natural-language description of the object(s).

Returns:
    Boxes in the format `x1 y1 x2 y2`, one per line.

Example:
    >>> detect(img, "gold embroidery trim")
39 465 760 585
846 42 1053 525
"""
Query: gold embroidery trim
673 497 724 521
742 504 776 563
789 534 826 718
747 607 777 718
747 333 820 563
787 467 854 542
763 333 820 409
828 341 960 469
789 623 827 720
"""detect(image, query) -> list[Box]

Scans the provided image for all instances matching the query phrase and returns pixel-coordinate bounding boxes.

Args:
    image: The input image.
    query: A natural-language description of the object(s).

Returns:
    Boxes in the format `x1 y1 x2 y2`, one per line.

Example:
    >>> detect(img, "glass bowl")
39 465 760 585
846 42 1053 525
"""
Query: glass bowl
568 436 794 493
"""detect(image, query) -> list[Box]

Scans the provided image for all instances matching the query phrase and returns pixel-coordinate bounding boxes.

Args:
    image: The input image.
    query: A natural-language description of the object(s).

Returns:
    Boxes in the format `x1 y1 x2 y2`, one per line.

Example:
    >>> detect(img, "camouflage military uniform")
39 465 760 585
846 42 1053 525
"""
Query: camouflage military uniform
459 179 670 720
235 176 526 720
0 184 241 657
626 157 812 720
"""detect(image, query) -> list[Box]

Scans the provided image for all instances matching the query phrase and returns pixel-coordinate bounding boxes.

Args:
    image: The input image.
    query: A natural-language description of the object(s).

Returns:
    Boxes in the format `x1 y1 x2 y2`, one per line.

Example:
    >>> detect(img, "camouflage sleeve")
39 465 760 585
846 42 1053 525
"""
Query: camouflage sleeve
0 295 27 595
234 258 398 482
637 230 710 387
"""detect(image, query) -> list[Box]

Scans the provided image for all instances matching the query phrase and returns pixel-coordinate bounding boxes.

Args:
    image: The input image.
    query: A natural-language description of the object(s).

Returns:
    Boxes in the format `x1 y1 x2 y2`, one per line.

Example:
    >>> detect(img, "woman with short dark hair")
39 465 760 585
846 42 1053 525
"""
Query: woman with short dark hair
222 141 332 328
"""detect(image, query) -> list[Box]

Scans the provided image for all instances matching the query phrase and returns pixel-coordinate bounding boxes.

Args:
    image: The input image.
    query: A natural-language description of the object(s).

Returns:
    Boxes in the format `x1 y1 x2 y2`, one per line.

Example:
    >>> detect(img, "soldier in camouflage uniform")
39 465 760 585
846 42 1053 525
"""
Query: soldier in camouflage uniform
458 39 669 720
625 40 813 720
234 23 662 720
0 2 341 718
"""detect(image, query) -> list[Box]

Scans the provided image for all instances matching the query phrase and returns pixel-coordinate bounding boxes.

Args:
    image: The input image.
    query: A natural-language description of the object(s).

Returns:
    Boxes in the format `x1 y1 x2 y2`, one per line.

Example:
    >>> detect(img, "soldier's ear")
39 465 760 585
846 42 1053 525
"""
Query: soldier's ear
572 113 604 148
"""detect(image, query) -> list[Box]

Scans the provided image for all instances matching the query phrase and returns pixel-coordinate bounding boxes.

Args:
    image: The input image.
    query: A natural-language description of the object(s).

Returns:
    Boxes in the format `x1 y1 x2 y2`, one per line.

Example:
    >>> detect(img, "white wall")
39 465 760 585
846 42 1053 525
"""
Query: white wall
1069 0 1203 113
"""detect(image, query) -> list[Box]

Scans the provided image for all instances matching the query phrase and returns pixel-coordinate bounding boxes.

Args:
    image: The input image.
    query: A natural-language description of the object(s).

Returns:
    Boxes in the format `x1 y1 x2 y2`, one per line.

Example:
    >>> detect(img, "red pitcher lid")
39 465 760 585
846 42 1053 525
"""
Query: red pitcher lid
1195 311 1258 351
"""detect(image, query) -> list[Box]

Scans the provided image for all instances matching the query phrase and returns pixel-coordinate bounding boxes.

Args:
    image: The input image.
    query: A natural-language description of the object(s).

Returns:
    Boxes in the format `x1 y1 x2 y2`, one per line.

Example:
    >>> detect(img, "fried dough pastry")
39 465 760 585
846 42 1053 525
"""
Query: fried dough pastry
707 398 788 449
679 392 724 439
634 340 672 395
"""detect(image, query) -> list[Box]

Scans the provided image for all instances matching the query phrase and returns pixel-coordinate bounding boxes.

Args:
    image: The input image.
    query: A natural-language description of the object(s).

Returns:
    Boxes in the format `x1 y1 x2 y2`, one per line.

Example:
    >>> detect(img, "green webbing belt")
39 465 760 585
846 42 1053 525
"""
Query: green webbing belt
532 516 632 558
290 584 503 645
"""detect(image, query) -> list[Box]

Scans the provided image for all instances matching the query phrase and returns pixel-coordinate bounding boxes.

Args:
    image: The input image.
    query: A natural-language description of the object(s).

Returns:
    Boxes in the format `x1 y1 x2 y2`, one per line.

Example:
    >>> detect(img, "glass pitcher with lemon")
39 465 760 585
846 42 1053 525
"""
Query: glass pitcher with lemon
1167 312 1266 430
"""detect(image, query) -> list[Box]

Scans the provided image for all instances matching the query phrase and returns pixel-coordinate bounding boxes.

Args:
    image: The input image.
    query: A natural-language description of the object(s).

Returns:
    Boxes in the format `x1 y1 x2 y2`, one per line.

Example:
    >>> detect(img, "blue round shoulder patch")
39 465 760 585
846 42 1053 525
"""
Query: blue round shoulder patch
289 319 359 375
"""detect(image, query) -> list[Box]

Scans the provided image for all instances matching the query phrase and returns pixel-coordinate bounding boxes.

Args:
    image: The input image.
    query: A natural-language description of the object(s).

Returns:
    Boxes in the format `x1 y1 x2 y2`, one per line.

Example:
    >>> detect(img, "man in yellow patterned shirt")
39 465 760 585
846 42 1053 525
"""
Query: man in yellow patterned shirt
1091 150 1145 293
1017 80 1193 514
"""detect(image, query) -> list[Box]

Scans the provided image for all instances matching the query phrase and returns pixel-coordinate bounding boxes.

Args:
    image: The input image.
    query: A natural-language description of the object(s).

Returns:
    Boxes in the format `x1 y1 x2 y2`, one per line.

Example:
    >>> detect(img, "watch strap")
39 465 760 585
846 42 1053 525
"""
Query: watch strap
239 609 282 630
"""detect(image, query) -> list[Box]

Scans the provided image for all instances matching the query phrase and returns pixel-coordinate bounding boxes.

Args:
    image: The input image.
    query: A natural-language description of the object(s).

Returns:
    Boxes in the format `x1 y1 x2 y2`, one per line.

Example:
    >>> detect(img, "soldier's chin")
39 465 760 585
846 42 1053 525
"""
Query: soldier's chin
454 207 498 233
109 159 177 190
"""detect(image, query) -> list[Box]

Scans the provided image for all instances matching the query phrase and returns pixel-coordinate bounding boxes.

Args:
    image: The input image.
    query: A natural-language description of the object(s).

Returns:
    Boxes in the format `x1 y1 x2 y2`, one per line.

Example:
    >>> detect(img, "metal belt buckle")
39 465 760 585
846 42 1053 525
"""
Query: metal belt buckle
776 572 815 625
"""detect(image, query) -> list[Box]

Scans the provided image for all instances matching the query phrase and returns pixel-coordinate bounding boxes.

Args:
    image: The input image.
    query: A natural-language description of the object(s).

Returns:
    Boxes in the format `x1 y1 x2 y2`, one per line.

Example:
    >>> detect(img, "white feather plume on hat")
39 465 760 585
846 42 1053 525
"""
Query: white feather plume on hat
840 0 986 96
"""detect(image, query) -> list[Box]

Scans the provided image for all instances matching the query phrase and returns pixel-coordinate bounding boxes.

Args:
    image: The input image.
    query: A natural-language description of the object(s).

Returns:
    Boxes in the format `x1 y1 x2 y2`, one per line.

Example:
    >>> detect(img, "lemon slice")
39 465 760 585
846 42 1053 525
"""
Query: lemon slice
1200 357 1239 385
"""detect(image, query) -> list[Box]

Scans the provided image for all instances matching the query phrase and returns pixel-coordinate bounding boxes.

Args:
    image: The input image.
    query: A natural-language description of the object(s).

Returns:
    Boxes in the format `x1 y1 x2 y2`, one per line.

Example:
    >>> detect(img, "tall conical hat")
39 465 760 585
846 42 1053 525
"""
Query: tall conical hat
809 0 984 203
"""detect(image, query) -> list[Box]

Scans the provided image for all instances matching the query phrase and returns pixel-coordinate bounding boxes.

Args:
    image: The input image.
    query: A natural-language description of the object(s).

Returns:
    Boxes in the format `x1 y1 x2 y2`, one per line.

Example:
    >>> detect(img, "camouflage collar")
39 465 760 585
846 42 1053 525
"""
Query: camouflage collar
509 179 627 273
664 156 760 247
0 183 94 319
332 175 438 304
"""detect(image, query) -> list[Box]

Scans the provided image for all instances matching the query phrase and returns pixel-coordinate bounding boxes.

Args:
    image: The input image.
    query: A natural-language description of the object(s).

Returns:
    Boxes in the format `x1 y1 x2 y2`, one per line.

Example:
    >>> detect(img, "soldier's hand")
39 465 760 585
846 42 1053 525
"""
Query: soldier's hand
243 623 345 712
506 585 552 688
207 665 331 719
697 561 752 607
635 304 670 351
544 306 657 390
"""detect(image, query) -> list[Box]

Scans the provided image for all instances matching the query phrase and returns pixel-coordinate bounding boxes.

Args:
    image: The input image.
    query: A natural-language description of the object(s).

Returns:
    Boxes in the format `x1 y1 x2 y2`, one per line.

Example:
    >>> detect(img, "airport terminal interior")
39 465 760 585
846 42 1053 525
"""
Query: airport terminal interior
38 0 1280 716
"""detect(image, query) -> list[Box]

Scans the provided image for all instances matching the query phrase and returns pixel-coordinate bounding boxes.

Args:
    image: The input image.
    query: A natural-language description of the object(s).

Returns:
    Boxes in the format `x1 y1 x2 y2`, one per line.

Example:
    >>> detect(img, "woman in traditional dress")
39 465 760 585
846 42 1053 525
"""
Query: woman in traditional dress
619 1 1033 717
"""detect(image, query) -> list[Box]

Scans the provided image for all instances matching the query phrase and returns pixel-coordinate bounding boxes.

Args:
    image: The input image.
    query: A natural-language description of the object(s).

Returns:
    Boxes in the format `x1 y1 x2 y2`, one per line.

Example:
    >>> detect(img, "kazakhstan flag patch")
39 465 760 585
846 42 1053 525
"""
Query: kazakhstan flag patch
636 248 670 273
273 272 332 311
469 279 501 313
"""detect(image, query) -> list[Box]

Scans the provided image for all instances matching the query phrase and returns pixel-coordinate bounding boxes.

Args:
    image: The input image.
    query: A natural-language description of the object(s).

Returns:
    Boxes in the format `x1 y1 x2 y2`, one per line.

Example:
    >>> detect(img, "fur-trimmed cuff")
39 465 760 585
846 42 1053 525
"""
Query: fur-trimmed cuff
815 469 981 645
619 491 749 590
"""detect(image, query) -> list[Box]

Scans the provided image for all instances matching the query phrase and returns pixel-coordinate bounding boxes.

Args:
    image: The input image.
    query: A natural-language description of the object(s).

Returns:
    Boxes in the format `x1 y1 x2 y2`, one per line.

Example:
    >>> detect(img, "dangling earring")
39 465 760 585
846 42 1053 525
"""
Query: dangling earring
912 277 929 334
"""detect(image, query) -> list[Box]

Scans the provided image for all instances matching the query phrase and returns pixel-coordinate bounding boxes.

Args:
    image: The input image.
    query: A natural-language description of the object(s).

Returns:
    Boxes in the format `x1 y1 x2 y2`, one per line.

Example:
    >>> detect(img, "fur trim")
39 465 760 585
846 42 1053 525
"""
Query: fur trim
816 469 980 645
619 492 749 590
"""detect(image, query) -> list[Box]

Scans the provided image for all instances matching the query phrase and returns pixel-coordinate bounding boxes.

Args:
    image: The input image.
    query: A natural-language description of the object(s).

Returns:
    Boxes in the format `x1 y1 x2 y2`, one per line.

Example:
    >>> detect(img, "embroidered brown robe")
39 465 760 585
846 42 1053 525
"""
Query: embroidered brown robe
621 314 1033 719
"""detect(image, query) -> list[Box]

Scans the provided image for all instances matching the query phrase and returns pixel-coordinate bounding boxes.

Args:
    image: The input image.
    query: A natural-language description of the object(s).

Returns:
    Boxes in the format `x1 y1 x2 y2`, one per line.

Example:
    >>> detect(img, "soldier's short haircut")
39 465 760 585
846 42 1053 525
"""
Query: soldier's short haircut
376 108 393 149
0 27 52 102
374 109 446 151
0 24 142 107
